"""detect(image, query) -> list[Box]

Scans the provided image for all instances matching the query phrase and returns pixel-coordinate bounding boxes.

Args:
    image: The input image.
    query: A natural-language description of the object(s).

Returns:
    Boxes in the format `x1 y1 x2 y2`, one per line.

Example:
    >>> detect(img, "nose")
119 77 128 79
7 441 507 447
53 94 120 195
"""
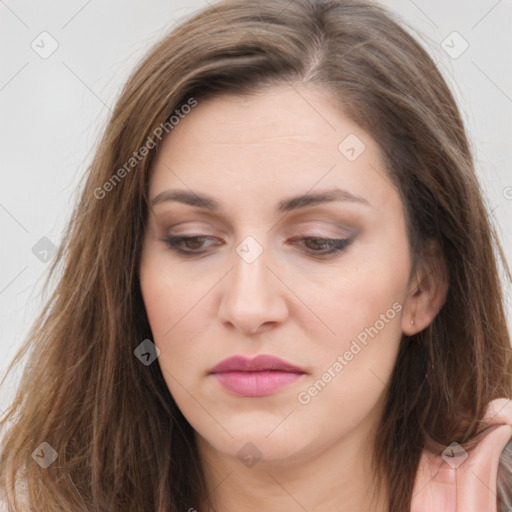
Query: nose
218 241 289 335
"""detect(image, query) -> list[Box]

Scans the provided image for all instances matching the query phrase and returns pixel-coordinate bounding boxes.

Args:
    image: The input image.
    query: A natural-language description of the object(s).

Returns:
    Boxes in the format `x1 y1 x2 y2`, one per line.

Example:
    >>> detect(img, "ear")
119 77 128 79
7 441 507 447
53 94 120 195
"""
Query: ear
401 239 449 336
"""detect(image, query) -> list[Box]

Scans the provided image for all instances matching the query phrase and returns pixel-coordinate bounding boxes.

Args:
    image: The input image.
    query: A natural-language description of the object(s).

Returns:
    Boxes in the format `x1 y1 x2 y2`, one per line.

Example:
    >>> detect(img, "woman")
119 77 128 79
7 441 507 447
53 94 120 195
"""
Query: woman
1 0 511 510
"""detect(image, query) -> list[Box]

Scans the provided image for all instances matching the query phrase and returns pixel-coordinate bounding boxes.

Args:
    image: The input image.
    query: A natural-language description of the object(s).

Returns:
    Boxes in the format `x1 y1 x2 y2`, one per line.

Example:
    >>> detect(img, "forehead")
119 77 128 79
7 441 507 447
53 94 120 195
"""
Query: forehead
148 85 397 214
159 85 352 147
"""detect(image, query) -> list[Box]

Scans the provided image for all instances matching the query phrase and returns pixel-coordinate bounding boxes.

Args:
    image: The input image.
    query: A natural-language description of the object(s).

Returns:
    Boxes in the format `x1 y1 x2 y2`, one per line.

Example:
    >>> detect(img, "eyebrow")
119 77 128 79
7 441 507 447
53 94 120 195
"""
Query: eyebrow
150 187 370 212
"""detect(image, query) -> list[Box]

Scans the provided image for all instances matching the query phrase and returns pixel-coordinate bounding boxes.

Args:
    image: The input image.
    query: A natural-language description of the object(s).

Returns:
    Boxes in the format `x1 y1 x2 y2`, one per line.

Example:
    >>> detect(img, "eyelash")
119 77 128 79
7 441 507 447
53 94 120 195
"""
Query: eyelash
162 235 352 258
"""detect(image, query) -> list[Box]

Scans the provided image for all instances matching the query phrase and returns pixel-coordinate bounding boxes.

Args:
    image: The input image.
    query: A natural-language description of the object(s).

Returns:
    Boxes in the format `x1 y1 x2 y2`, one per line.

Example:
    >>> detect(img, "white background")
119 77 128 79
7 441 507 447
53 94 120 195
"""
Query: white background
1 0 511 411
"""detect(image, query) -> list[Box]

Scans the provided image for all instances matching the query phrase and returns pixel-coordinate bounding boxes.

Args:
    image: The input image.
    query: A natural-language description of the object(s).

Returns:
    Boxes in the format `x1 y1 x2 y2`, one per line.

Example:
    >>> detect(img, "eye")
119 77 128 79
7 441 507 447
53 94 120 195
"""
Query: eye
162 235 352 258
163 235 220 255
289 236 352 257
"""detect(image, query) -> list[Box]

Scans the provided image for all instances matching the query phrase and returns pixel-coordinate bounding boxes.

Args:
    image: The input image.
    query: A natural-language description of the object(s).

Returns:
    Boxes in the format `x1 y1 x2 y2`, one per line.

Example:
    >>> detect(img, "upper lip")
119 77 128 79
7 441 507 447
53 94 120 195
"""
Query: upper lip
210 355 305 374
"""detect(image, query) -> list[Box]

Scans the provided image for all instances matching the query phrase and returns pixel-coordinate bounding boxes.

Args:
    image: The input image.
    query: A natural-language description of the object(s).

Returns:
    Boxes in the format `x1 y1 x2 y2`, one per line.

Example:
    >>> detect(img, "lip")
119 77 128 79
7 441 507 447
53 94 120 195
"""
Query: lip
210 355 306 397
210 355 305 374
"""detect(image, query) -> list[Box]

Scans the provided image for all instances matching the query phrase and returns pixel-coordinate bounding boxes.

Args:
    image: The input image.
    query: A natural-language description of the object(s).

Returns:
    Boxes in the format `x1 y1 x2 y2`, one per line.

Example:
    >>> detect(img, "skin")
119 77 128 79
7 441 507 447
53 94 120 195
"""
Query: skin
139 84 447 512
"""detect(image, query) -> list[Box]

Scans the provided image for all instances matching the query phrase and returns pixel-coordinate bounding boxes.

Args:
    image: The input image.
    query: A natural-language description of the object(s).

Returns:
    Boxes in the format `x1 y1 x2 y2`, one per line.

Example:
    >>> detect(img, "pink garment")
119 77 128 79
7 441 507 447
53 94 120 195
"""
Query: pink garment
411 398 512 512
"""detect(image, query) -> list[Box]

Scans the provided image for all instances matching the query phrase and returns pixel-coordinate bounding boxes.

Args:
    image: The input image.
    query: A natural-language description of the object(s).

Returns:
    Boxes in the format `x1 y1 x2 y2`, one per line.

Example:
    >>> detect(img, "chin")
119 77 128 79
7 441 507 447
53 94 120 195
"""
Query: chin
198 420 320 468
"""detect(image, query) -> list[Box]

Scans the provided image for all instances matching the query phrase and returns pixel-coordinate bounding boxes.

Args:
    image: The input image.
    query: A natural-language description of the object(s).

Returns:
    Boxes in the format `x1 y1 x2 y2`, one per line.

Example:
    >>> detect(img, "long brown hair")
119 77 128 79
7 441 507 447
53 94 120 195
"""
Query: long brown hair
1 0 511 510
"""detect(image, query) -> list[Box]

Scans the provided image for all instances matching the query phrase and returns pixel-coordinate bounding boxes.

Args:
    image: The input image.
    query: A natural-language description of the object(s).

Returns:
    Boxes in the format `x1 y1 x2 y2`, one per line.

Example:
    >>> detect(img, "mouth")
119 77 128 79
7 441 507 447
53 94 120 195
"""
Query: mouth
209 355 306 397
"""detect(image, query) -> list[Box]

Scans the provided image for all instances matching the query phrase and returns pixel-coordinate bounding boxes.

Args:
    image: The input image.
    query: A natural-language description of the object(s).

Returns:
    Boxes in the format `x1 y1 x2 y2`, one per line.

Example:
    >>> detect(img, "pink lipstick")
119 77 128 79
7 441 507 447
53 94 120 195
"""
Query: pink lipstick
209 355 305 397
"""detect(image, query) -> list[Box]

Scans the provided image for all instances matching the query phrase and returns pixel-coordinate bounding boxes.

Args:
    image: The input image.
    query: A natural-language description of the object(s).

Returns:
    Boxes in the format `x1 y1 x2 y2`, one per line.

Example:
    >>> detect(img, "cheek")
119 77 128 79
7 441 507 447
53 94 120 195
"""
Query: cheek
139 250 215 381
297 271 405 429
140 248 203 336
307 235 409 398
318 251 408 346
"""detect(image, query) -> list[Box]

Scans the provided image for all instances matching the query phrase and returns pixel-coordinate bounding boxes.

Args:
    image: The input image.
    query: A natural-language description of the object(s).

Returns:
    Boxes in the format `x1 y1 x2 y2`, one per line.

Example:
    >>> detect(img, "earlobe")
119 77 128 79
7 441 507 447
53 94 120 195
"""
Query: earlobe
401 282 420 336
401 240 449 336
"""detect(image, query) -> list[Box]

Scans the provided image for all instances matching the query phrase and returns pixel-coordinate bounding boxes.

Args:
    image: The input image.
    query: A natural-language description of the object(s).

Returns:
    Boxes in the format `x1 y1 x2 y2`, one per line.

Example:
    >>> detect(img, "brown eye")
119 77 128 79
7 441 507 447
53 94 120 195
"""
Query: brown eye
163 235 221 255
290 237 352 257
304 238 332 251
182 236 208 250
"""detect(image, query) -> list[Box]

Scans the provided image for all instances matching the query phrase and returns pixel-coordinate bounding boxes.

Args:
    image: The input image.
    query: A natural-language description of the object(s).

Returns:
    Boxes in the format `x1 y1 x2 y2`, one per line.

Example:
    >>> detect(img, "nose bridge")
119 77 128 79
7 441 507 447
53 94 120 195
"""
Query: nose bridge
234 240 267 287
229 235 272 305
218 234 288 332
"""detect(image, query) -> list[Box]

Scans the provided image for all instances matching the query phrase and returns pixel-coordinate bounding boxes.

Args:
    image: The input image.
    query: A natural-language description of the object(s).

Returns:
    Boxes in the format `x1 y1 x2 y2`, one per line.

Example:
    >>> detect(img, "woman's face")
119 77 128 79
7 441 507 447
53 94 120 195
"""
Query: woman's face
139 84 416 467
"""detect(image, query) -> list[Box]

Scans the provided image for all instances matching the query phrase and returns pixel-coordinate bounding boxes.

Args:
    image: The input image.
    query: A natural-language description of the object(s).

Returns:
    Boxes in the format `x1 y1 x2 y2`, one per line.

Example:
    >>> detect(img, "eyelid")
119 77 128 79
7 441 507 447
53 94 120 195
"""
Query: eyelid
284 223 357 240
159 212 360 253
159 211 357 230
162 233 355 260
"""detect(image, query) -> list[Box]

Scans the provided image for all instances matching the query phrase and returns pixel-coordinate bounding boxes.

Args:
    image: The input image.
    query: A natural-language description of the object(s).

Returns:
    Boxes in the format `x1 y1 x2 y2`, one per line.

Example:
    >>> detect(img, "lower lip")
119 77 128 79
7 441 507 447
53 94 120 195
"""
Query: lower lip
212 371 304 397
